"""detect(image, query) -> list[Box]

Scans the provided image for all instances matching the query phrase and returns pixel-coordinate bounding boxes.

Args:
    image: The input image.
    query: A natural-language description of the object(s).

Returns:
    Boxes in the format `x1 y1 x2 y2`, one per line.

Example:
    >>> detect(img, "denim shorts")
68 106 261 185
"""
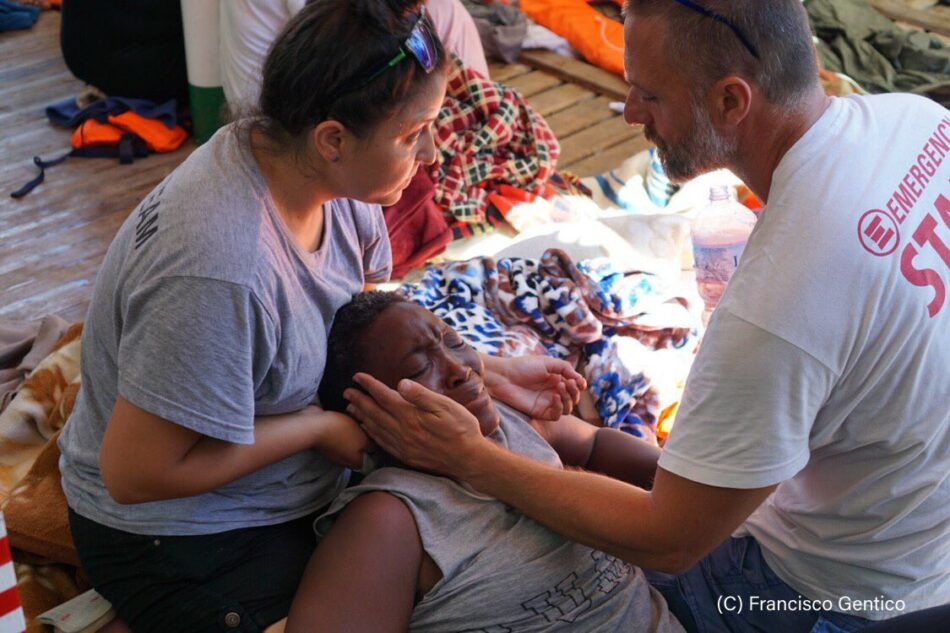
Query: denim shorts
68 508 320 633
646 536 872 633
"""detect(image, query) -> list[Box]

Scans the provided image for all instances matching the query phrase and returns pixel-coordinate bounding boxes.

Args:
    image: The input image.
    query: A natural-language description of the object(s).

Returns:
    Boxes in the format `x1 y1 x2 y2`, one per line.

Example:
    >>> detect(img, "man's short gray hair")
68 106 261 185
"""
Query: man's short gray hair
625 0 818 107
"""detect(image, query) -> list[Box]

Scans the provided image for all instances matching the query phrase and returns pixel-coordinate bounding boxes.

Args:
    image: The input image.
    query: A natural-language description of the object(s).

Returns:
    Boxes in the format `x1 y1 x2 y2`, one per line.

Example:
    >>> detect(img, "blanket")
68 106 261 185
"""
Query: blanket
429 55 560 227
0 322 85 630
399 249 699 443
0 322 82 501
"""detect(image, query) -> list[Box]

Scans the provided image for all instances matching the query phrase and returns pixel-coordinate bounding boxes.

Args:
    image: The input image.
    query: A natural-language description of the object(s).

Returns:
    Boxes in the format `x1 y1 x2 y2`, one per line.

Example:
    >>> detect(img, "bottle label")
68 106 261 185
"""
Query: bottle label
693 241 747 284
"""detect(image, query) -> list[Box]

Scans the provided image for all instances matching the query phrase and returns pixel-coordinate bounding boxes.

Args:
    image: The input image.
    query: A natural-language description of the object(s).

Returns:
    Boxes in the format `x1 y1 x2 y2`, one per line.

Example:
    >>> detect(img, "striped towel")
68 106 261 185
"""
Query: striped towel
0 514 25 633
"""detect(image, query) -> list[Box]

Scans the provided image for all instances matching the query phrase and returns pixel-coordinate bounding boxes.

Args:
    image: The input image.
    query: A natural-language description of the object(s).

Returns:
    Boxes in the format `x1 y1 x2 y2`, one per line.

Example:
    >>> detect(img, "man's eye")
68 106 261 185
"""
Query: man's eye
446 333 466 349
409 363 429 377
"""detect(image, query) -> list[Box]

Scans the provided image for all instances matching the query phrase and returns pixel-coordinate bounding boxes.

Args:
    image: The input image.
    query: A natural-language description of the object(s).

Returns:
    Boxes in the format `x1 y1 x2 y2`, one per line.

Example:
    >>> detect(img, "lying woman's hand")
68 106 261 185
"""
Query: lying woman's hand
309 408 377 470
344 373 485 477
482 355 586 421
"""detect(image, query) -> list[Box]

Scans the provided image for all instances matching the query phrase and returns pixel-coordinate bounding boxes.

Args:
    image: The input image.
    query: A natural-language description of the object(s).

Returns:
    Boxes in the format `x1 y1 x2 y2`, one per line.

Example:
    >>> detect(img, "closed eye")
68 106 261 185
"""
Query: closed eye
408 361 430 378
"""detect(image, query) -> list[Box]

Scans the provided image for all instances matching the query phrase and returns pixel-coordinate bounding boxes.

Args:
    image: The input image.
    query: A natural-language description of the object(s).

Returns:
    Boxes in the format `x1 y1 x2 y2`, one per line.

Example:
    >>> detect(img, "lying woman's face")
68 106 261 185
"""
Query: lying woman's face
359 302 500 436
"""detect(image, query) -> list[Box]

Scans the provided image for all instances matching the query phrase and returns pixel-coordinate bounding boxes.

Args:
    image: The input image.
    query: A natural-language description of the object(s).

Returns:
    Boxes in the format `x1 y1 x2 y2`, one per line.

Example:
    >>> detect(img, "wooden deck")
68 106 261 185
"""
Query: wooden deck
0 13 194 324
1 2 946 325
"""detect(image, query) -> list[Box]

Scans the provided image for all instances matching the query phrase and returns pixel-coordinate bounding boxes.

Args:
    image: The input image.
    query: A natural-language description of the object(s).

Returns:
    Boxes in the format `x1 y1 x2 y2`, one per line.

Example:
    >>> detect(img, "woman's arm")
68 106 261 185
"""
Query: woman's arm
99 396 371 504
286 492 424 633
531 415 661 489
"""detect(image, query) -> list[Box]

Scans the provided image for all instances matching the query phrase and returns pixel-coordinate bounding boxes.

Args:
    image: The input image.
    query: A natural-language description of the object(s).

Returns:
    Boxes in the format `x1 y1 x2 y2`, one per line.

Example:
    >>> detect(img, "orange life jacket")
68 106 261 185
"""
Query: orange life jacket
70 112 187 153
520 0 625 77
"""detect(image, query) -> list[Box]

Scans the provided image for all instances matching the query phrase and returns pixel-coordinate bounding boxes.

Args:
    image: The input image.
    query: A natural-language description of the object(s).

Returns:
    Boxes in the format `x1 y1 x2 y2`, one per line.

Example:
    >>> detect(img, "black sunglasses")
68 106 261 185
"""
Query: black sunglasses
671 0 760 60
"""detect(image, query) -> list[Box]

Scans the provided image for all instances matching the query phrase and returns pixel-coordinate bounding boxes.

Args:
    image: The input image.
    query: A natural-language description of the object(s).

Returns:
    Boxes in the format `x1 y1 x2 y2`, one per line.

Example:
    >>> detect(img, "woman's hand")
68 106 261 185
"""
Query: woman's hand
344 373 485 477
482 355 586 421
310 408 376 470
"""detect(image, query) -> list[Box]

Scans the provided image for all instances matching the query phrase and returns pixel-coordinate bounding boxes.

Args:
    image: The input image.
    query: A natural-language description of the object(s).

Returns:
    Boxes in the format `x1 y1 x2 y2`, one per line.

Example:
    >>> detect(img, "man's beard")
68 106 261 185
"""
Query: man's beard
645 100 737 184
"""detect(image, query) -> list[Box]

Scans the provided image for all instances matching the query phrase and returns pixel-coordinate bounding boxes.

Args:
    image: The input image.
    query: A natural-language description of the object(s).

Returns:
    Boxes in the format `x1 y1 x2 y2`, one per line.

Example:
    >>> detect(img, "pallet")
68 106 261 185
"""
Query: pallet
870 0 950 37
489 52 650 180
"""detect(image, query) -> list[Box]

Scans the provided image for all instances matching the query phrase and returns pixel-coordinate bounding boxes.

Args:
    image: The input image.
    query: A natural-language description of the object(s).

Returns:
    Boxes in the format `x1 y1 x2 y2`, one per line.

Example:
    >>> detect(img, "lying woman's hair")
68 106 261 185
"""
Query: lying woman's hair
319 291 409 413
256 0 447 146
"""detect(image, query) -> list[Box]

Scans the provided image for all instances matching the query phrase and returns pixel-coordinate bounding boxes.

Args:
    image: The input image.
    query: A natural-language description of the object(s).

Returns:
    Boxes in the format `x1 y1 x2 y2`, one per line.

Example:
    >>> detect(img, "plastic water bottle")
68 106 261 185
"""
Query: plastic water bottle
691 186 757 325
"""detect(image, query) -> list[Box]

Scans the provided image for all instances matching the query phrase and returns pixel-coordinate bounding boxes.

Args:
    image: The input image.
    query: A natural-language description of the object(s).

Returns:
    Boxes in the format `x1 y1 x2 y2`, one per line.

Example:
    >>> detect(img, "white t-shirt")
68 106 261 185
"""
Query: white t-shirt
659 94 949 620
219 0 489 111
219 0 307 110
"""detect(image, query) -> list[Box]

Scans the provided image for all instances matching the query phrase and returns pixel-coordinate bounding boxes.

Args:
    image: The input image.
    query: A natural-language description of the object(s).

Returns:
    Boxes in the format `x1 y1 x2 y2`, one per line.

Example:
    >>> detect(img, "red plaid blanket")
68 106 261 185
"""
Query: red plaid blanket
428 56 560 225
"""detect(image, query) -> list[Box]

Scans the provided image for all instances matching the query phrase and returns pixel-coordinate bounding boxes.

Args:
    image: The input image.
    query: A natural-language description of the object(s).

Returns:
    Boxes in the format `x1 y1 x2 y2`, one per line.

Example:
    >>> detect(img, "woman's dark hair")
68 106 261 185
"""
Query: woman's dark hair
256 0 447 149
319 291 410 413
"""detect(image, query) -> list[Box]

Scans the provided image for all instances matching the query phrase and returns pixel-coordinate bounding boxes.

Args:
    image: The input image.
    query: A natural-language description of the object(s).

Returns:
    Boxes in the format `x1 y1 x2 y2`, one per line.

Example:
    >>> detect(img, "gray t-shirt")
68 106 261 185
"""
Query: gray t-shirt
59 123 392 535
316 402 684 633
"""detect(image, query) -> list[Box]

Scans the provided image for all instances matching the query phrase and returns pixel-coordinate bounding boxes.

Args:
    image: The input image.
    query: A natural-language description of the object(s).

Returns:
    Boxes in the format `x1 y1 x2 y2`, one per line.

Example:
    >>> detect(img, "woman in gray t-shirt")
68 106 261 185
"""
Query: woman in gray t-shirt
59 2 582 631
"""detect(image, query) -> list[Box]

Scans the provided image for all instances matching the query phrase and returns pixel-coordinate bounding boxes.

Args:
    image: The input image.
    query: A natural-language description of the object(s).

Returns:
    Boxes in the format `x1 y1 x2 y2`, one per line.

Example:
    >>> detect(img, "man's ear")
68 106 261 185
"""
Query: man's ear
311 120 348 164
712 76 752 129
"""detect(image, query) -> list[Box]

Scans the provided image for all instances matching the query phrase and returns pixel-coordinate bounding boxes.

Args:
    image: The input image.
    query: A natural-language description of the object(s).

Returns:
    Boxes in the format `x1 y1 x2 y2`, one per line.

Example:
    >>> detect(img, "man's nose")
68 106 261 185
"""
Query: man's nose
624 90 647 126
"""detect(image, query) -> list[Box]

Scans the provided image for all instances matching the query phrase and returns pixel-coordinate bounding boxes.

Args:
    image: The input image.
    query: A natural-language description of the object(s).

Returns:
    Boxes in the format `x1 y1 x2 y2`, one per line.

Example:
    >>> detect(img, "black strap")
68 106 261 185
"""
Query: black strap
9 151 73 199
11 136 149 198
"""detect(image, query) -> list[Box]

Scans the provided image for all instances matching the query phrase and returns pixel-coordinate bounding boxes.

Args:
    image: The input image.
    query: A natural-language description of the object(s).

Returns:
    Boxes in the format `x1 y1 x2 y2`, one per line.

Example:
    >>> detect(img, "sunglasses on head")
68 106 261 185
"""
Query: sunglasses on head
330 8 440 101
671 0 760 60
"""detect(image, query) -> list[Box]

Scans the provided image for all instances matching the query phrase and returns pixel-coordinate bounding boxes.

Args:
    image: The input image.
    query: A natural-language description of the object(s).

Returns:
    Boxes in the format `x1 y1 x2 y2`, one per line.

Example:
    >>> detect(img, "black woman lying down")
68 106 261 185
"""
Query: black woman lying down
285 292 684 633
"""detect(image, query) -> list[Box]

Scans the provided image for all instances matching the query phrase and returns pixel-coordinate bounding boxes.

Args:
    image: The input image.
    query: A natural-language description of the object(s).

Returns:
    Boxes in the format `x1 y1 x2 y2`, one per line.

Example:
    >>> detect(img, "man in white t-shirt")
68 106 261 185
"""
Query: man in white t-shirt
344 1 949 631
220 0 488 112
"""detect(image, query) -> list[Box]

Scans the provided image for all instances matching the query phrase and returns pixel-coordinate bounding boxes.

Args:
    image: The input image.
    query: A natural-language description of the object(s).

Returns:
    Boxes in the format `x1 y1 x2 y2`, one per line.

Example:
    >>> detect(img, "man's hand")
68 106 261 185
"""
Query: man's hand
344 373 486 477
482 355 586 421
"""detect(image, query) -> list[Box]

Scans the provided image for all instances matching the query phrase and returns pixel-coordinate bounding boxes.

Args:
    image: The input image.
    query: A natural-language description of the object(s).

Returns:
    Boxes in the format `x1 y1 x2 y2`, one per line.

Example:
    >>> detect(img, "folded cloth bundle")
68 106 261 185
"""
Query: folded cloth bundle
0 0 40 32
382 169 452 279
428 55 560 225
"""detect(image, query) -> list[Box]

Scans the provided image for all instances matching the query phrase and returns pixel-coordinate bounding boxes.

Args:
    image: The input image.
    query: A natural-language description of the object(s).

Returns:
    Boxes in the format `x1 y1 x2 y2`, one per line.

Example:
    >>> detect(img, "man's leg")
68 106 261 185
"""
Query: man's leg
645 536 870 633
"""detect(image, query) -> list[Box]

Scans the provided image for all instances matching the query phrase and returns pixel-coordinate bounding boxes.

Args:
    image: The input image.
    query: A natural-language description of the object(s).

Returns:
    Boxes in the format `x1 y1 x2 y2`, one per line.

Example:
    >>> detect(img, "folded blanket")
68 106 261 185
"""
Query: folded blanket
429 55 560 226
0 323 82 501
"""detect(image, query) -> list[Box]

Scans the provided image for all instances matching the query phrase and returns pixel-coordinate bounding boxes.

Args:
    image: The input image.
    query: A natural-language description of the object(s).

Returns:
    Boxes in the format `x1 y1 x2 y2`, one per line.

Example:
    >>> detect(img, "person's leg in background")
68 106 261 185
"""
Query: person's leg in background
60 0 188 104
425 0 489 77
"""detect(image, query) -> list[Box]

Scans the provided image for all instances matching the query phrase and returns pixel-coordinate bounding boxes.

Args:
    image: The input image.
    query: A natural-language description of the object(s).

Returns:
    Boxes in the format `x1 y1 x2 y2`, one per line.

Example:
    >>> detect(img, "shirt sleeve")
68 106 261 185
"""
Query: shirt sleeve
658 307 837 489
116 275 278 444
361 204 393 284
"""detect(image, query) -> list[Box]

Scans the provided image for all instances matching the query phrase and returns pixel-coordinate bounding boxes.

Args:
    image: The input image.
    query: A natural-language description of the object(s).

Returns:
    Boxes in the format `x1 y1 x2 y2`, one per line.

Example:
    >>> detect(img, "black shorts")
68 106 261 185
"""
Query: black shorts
68 508 320 633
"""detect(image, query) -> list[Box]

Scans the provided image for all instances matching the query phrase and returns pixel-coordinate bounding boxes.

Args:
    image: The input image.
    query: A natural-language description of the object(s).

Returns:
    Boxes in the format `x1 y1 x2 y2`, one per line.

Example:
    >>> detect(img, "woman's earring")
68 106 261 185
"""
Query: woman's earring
331 155 341 163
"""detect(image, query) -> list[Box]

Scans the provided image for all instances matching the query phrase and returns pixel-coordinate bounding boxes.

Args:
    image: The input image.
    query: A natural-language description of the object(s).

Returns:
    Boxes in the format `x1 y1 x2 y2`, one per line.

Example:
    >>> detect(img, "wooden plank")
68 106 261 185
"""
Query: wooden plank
562 132 652 178
488 62 532 83
557 116 640 166
504 70 563 98
870 0 950 36
519 49 629 101
901 0 938 9
528 83 594 117
543 96 615 139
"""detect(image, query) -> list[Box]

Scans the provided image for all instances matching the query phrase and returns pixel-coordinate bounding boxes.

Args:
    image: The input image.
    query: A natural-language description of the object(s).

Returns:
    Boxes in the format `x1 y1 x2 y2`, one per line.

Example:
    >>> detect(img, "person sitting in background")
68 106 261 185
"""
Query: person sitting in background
220 0 488 113
284 291 679 633
59 0 188 104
